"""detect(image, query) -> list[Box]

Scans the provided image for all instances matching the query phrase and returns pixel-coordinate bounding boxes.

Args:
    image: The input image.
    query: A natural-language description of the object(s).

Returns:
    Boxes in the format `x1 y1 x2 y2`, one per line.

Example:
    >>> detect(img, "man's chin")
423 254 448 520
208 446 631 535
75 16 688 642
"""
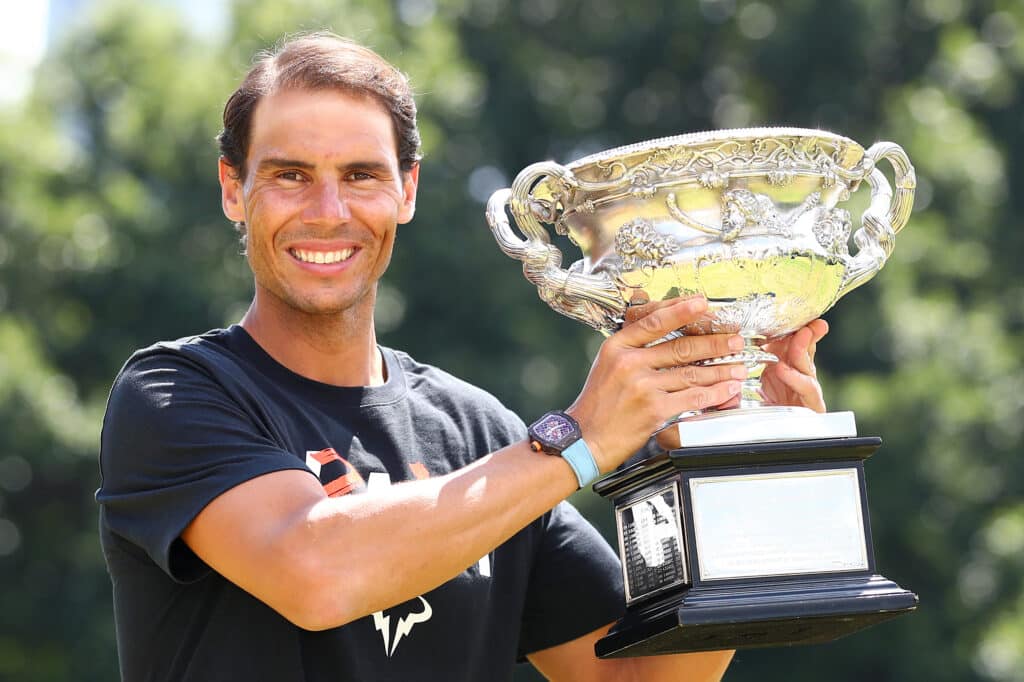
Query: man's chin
255 283 372 319
291 293 368 317
295 301 359 316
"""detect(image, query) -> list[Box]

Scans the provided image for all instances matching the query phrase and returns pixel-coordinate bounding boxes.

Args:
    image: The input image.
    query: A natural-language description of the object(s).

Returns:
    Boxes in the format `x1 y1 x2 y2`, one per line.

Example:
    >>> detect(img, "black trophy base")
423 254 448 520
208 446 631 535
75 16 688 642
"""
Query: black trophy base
595 573 917 658
593 437 919 658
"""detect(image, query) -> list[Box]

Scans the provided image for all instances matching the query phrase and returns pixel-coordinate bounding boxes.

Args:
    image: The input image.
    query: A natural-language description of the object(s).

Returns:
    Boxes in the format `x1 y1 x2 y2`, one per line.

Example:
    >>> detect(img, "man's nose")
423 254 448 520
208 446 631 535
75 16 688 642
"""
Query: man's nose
303 181 351 225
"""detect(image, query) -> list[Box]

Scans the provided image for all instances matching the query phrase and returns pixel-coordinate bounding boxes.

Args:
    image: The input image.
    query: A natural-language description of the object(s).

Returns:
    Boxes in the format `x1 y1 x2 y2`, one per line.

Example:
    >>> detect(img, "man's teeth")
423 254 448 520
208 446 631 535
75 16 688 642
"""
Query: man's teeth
291 248 354 264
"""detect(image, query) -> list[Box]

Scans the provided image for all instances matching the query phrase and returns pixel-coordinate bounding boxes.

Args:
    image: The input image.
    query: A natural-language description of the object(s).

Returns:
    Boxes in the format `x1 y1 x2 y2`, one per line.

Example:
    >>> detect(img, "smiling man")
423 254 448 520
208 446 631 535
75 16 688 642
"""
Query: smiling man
97 33 828 681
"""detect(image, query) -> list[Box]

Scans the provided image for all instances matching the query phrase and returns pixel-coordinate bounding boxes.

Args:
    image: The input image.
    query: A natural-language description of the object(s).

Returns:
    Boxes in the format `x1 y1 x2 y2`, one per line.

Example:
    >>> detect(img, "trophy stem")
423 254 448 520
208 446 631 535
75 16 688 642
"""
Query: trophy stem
739 333 773 410
696 332 777 410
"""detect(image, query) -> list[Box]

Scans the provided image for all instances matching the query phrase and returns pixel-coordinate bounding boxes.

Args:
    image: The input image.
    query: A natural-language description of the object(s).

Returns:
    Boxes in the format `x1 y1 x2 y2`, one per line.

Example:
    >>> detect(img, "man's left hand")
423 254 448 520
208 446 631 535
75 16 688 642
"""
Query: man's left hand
759 318 829 413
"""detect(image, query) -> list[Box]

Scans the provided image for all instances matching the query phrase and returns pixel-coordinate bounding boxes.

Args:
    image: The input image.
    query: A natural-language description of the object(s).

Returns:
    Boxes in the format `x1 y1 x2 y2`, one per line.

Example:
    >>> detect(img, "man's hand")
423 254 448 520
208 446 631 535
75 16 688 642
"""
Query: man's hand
567 296 745 472
760 318 829 413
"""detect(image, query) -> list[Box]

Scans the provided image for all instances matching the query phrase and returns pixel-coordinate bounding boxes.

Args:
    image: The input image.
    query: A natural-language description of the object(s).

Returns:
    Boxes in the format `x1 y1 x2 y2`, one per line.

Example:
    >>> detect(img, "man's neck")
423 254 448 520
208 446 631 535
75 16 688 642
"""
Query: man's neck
239 292 385 387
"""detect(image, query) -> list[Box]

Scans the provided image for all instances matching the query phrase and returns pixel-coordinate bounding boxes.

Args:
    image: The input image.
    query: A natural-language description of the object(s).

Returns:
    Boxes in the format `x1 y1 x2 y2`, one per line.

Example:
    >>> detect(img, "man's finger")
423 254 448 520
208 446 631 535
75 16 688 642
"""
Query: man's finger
656 363 747 392
786 327 814 374
774 362 825 413
808 318 829 342
623 298 682 326
646 333 744 369
807 319 828 365
614 296 709 348
667 380 743 414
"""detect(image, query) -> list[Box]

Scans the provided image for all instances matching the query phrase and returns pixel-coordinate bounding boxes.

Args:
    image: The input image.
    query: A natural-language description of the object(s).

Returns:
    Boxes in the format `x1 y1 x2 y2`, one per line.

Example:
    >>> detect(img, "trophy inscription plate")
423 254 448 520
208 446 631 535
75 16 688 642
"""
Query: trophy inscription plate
616 481 687 603
689 468 868 581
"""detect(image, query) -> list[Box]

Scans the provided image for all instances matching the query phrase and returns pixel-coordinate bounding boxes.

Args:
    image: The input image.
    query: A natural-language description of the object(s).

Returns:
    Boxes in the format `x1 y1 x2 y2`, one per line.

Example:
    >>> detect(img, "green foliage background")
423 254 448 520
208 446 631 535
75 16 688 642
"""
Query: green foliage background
0 0 1021 680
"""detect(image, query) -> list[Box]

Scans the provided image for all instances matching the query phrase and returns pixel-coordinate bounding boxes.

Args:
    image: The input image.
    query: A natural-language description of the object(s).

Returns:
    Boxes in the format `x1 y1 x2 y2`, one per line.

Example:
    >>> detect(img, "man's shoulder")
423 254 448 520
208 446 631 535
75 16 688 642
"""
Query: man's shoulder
133 327 232 358
120 327 241 375
105 328 260 410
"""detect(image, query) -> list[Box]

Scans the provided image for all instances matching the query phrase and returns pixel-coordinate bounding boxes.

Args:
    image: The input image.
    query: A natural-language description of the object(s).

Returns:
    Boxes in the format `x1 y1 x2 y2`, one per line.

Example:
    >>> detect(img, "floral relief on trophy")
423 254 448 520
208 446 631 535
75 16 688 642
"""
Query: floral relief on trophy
711 293 778 335
614 219 681 273
812 207 853 259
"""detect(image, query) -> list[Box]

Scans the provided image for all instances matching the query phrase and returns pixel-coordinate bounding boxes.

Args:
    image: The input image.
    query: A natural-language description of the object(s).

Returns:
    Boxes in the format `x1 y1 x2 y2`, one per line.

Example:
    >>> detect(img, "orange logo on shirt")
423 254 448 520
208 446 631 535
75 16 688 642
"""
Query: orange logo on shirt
308 448 366 497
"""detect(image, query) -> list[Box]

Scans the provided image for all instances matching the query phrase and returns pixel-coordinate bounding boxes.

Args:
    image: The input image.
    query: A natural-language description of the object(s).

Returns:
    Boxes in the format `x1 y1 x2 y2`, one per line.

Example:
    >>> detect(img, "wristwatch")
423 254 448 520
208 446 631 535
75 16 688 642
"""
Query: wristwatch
528 411 600 488
528 410 582 455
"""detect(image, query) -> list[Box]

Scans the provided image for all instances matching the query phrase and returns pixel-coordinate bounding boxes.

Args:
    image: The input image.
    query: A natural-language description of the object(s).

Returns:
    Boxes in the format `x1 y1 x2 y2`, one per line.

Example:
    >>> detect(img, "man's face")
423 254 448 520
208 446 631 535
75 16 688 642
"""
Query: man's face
219 88 418 318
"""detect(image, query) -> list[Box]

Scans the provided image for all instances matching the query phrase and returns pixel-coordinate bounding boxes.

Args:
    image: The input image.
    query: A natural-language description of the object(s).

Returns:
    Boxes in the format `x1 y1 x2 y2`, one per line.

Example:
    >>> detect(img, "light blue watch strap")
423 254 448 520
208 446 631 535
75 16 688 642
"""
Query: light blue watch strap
562 439 601 489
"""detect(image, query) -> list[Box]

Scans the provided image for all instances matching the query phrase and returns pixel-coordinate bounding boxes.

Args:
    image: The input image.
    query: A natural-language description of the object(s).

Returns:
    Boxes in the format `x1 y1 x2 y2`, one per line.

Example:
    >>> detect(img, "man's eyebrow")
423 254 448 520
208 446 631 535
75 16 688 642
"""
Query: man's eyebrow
255 158 395 174
339 160 394 174
256 158 316 172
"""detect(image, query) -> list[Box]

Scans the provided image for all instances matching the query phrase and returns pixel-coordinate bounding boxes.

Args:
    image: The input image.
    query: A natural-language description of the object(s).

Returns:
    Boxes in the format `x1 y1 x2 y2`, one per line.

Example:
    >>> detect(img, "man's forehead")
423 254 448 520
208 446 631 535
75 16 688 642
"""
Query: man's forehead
248 87 398 161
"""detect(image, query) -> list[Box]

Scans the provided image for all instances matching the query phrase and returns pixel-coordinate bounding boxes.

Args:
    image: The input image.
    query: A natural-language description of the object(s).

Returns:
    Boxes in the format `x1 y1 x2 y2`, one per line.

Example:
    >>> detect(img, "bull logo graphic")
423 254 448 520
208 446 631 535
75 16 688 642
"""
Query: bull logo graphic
372 596 433 657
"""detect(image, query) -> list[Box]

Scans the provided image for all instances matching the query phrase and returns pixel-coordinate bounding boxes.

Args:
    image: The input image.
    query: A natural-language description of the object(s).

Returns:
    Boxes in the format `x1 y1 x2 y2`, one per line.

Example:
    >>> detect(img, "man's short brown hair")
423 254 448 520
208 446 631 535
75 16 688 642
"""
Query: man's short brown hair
217 32 421 180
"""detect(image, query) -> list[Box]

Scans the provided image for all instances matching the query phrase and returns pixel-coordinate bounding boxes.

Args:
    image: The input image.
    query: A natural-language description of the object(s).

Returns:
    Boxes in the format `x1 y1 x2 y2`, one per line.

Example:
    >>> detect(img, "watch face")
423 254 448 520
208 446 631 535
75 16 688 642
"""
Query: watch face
534 413 577 446
536 414 573 440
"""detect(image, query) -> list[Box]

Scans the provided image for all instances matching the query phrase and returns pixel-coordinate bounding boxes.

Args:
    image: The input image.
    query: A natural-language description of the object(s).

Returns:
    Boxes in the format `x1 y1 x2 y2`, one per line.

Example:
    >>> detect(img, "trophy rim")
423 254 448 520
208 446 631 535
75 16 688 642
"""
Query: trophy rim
565 126 863 170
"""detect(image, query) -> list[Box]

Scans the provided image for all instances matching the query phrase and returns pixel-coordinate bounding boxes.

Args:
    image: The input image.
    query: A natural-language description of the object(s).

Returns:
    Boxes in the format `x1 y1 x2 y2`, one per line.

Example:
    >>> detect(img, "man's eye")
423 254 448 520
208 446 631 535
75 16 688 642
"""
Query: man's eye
349 171 374 181
279 171 305 182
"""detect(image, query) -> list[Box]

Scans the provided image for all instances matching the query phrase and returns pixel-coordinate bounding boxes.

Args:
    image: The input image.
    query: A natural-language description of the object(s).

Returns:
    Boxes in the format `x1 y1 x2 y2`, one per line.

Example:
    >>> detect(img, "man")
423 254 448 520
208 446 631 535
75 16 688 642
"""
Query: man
97 33 828 681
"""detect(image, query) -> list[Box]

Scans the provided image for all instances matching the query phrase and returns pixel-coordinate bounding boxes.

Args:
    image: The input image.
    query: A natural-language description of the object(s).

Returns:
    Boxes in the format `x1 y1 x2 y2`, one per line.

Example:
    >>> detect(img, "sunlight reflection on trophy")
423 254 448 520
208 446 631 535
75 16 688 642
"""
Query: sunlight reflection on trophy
486 128 919 656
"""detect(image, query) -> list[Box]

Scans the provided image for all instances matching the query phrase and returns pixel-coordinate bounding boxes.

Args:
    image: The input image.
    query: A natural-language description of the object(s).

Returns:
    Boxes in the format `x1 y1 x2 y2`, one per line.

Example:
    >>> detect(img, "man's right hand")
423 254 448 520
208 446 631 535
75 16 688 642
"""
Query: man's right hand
566 296 745 473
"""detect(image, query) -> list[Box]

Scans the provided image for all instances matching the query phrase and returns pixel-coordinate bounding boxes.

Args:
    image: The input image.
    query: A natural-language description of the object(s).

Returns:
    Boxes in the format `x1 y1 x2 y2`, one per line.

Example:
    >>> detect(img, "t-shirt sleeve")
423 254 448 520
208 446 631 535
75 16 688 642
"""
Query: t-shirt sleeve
97 350 312 583
517 500 625 657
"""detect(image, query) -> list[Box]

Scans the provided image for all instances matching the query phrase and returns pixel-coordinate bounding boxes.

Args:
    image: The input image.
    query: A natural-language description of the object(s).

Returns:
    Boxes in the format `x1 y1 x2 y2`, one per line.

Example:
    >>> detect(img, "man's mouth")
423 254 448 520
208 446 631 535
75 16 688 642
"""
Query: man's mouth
289 248 355 265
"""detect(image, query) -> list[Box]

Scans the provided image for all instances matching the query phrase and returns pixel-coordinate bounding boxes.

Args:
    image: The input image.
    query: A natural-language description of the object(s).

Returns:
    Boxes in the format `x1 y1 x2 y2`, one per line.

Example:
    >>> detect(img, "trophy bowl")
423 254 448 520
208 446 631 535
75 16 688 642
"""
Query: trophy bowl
486 127 915 410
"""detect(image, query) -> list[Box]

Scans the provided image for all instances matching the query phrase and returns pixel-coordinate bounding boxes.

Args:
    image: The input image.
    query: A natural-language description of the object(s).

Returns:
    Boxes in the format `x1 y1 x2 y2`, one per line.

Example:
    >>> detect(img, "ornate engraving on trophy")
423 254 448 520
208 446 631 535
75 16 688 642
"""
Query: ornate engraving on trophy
614 219 680 272
666 189 822 242
616 482 688 604
813 207 853 257
589 135 857 191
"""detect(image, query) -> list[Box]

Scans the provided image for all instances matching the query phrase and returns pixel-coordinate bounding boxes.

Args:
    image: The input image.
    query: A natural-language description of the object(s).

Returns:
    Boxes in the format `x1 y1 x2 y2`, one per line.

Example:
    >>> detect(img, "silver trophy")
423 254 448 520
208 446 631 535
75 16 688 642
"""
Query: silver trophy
486 128 918 655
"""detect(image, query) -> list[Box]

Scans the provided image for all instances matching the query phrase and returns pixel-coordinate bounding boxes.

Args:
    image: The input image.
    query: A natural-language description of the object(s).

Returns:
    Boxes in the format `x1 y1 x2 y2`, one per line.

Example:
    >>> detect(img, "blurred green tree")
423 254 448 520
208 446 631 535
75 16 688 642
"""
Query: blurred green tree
0 0 1020 680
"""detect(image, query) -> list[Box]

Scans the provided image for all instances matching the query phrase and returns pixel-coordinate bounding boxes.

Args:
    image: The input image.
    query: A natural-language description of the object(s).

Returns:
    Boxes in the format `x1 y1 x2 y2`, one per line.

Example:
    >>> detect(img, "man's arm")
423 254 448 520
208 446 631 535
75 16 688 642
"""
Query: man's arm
529 624 733 682
181 297 744 630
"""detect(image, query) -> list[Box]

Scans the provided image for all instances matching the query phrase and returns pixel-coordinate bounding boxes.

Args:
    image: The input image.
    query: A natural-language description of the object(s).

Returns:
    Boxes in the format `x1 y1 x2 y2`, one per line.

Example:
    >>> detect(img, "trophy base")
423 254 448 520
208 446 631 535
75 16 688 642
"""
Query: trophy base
595 573 917 657
677 408 857 447
593 437 918 658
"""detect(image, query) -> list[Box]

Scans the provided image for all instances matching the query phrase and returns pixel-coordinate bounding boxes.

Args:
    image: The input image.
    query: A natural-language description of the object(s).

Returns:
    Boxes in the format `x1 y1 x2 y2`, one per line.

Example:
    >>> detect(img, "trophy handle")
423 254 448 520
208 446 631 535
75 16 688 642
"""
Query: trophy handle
837 142 916 298
486 162 627 335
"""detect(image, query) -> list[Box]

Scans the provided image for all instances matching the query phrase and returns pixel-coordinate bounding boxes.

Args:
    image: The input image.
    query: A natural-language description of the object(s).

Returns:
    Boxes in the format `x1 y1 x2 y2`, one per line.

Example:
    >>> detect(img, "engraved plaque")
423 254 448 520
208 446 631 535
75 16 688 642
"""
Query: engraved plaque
616 482 687 603
689 468 869 581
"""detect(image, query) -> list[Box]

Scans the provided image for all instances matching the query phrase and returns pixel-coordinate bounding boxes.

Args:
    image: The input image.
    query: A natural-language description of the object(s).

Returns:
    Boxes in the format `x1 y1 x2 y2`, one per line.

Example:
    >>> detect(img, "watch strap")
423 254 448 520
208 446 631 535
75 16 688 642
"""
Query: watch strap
561 438 600 489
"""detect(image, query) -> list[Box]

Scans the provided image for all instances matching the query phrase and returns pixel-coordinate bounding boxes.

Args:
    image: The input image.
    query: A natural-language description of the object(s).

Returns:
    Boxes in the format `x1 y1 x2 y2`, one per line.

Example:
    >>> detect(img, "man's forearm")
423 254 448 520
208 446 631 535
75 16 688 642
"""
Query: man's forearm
294 441 580 626
183 439 580 630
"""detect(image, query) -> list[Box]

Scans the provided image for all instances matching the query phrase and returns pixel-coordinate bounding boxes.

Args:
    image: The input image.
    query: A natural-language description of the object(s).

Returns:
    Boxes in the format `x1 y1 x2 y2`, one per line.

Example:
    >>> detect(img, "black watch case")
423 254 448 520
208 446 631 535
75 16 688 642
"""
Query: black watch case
528 411 582 455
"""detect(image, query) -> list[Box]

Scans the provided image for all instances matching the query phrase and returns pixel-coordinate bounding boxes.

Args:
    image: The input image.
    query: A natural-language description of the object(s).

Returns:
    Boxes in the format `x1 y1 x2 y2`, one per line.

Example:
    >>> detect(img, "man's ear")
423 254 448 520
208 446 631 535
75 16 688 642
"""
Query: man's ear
219 157 246 223
397 163 420 225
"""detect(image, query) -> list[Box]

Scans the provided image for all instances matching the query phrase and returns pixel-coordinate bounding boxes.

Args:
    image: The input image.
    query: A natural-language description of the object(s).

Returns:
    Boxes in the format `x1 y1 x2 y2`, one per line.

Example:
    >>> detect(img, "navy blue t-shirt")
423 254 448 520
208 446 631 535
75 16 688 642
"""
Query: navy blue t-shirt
97 326 624 681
